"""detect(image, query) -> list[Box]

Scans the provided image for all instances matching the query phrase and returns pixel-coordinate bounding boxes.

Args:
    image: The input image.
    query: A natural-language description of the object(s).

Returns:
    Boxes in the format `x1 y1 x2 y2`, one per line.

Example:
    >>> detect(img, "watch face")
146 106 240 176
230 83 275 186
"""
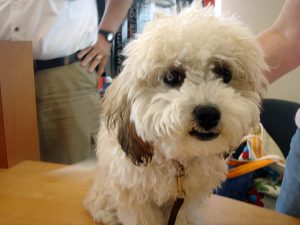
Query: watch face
99 30 114 42
107 33 114 42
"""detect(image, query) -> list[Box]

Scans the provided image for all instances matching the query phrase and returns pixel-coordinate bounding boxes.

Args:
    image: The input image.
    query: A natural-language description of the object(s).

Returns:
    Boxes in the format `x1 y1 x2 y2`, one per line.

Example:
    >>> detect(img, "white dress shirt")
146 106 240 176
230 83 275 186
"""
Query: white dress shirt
0 0 98 60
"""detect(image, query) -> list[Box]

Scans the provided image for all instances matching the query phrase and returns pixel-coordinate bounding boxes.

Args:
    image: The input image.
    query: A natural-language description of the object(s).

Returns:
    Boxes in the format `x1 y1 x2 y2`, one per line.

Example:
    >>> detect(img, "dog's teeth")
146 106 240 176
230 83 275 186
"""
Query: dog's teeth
193 127 213 133
202 130 211 133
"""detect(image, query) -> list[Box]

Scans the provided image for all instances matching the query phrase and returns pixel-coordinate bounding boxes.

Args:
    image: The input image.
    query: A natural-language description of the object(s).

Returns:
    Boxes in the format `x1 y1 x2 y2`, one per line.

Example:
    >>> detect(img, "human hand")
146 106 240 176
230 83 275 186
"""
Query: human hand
77 34 112 75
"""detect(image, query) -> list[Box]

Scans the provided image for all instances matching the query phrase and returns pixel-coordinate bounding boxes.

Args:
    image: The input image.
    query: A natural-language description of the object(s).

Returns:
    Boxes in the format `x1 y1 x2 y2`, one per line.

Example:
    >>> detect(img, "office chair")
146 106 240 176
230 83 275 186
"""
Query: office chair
260 98 300 158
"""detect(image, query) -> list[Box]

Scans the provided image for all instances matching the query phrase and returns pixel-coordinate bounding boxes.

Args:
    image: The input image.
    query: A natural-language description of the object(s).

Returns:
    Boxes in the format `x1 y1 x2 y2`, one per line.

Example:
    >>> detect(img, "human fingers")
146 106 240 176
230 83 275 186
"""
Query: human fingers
80 49 98 67
77 47 92 60
88 54 104 73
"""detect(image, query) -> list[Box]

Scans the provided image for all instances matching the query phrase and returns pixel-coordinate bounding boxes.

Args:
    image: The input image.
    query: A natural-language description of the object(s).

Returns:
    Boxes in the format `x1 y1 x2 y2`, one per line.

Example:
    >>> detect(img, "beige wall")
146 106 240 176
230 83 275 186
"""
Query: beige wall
219 0 300 103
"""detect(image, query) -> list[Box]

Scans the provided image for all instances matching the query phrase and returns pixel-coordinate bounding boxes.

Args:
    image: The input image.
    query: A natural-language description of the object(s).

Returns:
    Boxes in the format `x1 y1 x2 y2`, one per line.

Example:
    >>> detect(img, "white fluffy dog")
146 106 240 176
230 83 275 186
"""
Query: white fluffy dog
84 4 268 225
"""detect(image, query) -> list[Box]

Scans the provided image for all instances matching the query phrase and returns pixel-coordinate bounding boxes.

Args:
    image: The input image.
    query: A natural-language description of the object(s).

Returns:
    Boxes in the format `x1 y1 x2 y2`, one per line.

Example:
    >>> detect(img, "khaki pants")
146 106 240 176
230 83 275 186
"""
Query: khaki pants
35 62 100 164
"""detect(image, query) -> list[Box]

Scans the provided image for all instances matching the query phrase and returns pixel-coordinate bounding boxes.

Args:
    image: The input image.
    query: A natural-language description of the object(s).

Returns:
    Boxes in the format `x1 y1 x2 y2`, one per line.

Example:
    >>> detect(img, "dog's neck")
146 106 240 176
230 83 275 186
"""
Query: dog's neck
152 152 187 195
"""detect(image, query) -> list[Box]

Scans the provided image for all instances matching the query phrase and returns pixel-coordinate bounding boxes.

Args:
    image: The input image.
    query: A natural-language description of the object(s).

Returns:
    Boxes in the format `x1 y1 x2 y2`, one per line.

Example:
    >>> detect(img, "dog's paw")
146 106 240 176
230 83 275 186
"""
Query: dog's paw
84 197 119 225
89 210 120 225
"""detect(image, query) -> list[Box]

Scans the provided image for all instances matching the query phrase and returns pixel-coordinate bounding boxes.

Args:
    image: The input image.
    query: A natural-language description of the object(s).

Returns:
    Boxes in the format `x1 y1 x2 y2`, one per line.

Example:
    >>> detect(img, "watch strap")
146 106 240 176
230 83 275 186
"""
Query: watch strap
98 29 115 43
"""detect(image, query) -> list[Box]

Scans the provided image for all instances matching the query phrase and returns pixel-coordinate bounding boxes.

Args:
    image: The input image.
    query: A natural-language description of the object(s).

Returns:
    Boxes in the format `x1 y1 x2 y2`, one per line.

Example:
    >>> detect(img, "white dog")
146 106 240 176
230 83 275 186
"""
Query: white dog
84 4 268 225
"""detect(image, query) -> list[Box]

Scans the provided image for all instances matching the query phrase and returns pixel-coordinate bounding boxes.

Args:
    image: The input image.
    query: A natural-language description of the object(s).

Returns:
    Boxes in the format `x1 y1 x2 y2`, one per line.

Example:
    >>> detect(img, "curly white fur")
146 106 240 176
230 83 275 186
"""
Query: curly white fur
84 4 268 225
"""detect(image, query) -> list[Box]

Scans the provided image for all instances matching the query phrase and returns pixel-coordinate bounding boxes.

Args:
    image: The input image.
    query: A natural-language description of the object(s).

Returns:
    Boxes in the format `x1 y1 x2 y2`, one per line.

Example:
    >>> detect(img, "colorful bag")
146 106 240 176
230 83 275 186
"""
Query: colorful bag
216 123 286 209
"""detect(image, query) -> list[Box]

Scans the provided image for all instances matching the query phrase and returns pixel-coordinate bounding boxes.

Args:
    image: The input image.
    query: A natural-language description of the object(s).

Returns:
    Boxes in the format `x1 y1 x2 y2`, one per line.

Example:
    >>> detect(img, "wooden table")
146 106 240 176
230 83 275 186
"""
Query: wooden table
0 161 300 225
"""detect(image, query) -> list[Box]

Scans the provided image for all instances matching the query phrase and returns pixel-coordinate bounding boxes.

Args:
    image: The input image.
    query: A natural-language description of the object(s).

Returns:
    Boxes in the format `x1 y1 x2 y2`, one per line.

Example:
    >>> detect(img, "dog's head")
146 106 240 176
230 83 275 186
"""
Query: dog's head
103 5 268 165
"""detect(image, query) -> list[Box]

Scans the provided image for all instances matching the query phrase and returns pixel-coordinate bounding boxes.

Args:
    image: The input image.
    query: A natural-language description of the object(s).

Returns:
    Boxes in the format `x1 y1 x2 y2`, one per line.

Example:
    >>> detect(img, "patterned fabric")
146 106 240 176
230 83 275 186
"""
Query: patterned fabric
217 123 285 210
247 165 282 209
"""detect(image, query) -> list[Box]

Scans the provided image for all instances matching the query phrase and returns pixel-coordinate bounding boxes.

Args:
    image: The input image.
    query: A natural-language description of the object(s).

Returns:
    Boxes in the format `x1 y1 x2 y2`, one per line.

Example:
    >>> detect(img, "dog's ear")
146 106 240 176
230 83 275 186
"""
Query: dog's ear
102 78 153 166
117 114 153 166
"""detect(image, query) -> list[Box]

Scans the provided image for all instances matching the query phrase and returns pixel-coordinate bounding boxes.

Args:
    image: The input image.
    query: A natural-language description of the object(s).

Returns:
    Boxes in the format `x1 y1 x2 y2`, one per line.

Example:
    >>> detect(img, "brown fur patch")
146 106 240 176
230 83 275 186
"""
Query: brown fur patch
117 120 153 166
102 80 153 166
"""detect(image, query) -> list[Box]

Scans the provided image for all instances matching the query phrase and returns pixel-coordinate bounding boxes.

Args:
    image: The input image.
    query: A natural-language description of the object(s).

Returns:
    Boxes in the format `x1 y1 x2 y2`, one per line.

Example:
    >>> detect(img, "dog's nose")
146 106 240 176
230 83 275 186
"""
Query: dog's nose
193 106 221 130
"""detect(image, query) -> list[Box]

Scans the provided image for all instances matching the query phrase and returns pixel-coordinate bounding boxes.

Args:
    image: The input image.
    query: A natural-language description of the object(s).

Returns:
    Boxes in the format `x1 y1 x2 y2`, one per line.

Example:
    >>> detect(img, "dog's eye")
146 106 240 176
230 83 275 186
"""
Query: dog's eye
163 68 186 87
212 62 232 83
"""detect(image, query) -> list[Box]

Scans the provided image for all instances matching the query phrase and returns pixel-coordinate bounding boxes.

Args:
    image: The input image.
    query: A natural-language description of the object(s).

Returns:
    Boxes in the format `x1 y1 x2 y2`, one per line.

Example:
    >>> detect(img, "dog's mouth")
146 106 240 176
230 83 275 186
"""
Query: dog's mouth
189 127 219 141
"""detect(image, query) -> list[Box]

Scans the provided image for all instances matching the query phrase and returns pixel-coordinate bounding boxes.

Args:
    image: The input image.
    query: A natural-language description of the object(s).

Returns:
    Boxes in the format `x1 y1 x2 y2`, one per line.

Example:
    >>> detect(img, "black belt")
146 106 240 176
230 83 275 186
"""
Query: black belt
34 52 79 72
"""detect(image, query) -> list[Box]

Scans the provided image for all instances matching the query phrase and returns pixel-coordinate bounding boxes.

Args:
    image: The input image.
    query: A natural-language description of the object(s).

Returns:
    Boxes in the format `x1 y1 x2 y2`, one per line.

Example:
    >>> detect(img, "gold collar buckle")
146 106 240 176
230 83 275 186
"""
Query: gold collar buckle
176 165 185 199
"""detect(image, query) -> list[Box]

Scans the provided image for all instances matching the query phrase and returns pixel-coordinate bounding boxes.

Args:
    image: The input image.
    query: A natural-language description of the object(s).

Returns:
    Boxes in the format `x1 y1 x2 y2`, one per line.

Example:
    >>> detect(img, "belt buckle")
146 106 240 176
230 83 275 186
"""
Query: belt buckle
64 56 70 65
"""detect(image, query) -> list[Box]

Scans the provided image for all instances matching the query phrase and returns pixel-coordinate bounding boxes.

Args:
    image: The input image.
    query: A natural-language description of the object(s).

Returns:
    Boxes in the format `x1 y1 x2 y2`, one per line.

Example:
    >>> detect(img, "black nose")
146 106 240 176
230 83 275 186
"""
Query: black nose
193 106 221 130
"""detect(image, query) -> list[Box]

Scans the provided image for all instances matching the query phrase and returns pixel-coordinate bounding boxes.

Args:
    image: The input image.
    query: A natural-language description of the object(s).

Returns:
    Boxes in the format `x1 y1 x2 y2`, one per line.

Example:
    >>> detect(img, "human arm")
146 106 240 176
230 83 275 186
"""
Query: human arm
78 0 133 75
256 0 300 83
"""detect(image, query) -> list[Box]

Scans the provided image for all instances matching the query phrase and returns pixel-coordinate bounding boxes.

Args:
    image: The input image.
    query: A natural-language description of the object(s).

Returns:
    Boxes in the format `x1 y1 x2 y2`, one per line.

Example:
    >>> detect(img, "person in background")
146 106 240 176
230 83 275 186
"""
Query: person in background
0 0 133 164
256 0 300 218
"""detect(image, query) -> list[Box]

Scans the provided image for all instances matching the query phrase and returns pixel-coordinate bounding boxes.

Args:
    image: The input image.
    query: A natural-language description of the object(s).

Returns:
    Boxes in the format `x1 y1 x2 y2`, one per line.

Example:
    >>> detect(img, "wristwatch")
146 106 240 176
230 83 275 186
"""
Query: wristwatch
99 29 115 43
